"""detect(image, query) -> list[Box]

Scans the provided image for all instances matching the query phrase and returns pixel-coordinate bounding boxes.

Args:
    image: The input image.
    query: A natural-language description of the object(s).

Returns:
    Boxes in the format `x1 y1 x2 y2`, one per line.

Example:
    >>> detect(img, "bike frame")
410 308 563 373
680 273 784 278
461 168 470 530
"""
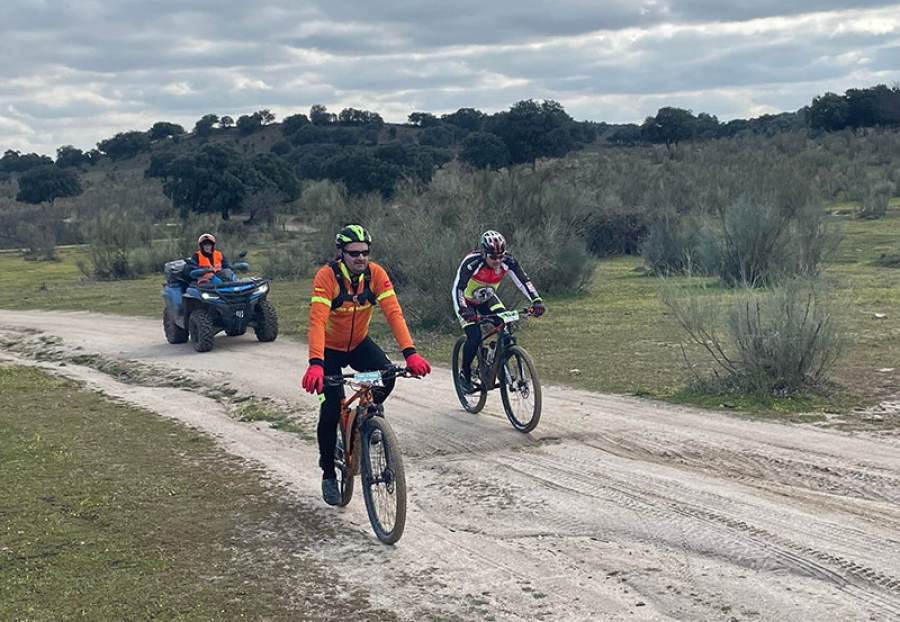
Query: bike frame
475 308 531 390
337 379 383 473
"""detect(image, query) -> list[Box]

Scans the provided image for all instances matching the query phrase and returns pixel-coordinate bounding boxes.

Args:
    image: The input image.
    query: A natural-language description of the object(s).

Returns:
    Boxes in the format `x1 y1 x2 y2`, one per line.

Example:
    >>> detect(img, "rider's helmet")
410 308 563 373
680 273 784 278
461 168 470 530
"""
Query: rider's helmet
335 224 372 249
198 233 216 248
480 230 506 256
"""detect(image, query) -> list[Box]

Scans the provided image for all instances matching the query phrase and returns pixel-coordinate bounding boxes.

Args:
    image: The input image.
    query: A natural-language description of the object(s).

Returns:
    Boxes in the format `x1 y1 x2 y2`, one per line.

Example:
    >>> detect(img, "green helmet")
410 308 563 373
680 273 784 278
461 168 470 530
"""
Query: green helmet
335 224 372 248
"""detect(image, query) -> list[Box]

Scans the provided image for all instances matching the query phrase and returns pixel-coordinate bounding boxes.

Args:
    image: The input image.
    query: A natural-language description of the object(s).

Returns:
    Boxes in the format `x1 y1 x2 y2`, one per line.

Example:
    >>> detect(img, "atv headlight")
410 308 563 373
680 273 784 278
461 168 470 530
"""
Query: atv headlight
201 292 220 301
256 283 269 295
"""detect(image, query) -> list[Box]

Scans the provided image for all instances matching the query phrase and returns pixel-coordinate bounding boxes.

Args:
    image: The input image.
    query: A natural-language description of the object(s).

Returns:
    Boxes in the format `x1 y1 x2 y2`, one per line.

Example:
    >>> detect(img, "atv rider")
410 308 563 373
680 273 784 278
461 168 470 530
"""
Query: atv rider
452 230 545 393
300 224 432 505
185 233 232 284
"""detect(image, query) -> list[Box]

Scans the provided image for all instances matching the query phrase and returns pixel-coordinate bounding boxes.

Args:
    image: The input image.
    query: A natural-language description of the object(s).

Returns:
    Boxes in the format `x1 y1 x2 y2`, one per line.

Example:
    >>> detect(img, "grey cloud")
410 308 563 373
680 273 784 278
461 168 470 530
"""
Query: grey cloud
3 1 900 156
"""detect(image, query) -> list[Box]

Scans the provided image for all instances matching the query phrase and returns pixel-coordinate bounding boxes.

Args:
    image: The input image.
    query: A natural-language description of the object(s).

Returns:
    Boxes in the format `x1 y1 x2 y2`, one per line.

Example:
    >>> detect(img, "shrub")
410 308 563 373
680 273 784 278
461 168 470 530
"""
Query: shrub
857 179 894 219
717 198 837 286
660 277 842 395
641 212 718 275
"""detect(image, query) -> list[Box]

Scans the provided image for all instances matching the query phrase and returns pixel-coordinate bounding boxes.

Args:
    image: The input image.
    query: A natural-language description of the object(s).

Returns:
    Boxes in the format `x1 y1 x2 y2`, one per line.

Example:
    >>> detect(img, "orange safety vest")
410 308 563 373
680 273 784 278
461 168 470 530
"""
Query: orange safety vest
195 250 224 282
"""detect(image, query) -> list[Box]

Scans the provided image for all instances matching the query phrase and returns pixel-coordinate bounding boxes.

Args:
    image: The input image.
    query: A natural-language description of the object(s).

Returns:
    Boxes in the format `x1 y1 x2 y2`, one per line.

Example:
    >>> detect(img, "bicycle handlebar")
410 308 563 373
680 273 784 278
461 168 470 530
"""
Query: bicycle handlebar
322 364 413 387
476 306 535 324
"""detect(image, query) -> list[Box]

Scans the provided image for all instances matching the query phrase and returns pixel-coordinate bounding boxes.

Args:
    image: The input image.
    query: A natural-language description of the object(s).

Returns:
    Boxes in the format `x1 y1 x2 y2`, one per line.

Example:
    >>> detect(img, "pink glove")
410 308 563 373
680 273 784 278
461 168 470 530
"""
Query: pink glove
405 352 431 377
302 365 324 393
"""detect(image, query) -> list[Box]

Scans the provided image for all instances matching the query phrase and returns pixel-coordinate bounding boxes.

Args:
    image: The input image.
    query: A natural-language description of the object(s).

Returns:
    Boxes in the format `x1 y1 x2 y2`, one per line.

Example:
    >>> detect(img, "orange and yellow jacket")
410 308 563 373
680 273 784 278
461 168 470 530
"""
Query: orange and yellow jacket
307 260 415 364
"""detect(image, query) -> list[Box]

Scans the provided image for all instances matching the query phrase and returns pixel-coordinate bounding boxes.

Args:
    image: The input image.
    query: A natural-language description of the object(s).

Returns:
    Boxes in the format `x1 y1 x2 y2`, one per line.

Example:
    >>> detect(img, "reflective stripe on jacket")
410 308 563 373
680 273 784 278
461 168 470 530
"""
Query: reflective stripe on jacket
307 260 415 361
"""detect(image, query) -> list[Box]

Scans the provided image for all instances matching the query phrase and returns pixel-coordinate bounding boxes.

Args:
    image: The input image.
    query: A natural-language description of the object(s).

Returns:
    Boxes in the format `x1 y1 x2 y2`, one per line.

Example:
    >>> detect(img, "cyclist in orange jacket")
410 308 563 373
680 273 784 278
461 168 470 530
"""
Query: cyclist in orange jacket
301 224 431 505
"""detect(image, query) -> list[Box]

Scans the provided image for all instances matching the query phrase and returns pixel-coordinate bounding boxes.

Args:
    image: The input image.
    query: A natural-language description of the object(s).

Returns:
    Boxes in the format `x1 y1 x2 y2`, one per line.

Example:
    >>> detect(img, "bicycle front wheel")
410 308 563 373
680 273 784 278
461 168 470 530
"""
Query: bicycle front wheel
498 345 542 433
452 335 487 414
360 417 407 544
333 422 354 506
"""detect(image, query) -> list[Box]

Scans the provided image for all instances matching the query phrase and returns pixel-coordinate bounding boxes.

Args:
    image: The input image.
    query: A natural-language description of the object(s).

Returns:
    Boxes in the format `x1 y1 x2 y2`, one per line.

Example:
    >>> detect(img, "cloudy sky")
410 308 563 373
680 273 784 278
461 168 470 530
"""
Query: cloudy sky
3 0 899 158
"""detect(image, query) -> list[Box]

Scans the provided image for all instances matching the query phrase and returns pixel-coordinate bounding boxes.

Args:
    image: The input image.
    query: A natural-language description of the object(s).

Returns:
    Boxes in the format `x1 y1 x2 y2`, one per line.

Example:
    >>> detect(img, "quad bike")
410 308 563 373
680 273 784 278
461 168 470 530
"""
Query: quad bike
161 251 278 352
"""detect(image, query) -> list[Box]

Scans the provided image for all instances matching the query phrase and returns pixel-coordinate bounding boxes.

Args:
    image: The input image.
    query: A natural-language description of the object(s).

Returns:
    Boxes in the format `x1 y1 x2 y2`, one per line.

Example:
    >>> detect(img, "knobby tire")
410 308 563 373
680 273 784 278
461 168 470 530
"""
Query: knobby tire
498 345 542 433
333 422 354 506
452 335 487 413
360 416 407 544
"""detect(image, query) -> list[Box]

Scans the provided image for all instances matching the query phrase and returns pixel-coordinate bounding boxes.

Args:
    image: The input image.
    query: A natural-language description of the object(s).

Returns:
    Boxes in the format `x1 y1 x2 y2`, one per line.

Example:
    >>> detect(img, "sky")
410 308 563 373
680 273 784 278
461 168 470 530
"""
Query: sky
2 1 900 158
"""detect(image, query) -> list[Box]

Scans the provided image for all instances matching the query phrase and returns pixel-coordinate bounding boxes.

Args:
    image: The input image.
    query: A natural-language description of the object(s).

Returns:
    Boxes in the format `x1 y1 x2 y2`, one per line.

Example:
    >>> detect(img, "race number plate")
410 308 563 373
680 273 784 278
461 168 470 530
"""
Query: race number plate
354 371 384 387
497 310 520 323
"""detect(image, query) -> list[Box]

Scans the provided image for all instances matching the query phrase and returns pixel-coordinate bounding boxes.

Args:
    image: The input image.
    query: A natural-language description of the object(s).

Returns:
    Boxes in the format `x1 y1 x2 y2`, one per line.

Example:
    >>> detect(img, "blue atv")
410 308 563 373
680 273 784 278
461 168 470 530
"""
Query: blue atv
161 251 278 352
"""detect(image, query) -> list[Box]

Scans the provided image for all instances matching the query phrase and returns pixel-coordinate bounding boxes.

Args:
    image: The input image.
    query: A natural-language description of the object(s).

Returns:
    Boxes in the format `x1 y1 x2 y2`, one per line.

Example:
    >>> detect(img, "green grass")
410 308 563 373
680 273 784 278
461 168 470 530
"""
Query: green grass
1 206 898 418
0 365 400 622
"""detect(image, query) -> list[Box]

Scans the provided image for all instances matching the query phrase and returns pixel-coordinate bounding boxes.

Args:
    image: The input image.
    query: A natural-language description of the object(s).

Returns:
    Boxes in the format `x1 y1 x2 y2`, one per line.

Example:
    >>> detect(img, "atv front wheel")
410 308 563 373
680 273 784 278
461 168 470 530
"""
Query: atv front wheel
189 309 216 352
255 300 278 342
163 306 188 344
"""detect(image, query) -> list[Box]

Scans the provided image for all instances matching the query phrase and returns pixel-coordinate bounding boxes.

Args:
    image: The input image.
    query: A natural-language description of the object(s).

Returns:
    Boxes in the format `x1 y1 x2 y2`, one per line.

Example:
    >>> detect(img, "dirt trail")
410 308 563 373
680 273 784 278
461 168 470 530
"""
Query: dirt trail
3 309 900 621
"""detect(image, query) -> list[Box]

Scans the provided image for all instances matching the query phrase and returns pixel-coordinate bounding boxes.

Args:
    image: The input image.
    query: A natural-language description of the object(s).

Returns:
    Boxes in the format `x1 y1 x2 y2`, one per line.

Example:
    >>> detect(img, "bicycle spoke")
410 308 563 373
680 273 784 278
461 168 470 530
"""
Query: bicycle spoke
361 418 407 544
499 346 542 433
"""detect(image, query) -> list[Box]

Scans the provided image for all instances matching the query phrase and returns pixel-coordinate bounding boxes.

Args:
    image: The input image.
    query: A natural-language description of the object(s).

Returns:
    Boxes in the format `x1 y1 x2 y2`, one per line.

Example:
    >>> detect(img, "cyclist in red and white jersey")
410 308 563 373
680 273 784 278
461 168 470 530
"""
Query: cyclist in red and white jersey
451 230 545 393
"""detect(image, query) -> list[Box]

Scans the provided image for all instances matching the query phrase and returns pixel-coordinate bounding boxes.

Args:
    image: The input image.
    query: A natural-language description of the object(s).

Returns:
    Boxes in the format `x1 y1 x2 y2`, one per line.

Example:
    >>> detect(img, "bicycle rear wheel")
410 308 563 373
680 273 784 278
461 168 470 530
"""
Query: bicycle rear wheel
498 345 542 433
333 422 354 506
452 335 487 413
360 416 407 544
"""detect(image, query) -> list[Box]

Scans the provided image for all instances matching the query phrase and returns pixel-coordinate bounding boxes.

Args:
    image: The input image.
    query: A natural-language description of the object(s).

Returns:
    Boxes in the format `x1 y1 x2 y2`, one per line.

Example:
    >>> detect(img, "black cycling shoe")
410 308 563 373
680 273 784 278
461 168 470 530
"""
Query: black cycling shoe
457 373 475 394
322 478 340 505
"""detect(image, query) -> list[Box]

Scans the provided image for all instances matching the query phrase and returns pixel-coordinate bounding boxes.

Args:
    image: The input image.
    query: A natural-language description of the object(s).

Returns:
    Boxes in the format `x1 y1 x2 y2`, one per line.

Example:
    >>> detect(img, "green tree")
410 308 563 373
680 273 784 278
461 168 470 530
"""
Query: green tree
55 145 89 169
282 113 310 135
806 93 850 132
310 104 336 125
144 152 178 180
194 114 220 137
694 112 721 140
485 99 576 166
149 121 185 141
419 126 454 148
441 108 487 132
1 150 54 173
97 131 152 160
16 165 83 204
338 108 383 127
237 113 263 135
161 144 256 220
607 124 642 146
250 153 302 202
257 109 276 125
220 116 235 128
323 150 402 198
458 132 511 170
408 112 440 127
640 107 695 152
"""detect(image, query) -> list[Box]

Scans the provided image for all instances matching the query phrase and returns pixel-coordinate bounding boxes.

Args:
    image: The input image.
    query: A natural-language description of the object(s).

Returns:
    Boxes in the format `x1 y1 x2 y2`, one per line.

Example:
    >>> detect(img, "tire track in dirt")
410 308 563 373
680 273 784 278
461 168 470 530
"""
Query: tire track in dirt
4 310 900 622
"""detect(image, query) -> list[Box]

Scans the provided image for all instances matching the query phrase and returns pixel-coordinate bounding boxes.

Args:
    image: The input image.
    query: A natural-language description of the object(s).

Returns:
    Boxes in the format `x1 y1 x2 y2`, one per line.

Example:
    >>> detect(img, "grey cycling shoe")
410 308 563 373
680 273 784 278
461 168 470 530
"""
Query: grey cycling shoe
322 477 340 505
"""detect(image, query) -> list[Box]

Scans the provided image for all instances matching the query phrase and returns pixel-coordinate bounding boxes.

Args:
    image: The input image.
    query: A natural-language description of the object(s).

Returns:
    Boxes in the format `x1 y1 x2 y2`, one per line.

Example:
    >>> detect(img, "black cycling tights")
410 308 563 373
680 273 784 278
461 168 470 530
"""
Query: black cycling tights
317 337 394 479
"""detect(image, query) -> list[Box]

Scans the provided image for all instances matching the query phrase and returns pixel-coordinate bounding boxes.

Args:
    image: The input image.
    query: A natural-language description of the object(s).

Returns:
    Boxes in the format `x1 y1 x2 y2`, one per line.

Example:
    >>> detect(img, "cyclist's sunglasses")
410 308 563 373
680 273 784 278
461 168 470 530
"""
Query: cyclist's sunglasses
343 249 370 257
487 253 504 260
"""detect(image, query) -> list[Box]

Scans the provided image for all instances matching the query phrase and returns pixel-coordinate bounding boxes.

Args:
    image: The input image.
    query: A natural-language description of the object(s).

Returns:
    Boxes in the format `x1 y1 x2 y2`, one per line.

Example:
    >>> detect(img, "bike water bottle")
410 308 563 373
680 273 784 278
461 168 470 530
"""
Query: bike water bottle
486 341 496 365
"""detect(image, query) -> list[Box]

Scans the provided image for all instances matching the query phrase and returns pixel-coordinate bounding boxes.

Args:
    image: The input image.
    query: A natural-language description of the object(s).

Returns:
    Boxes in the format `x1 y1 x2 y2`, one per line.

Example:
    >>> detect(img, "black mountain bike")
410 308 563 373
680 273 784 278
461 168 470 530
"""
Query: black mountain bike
452 308 542 432
323 366 412 544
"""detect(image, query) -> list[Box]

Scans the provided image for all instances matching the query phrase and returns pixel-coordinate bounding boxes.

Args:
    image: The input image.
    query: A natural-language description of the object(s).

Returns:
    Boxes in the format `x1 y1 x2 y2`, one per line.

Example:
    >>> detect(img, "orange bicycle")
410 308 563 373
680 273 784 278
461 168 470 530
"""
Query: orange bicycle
321 365 412 544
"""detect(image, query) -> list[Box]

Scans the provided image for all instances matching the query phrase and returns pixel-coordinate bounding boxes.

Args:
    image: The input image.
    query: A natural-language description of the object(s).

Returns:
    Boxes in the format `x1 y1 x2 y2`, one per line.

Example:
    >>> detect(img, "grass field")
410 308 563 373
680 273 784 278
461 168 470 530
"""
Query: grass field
0 365 402 622
1 205 898 417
